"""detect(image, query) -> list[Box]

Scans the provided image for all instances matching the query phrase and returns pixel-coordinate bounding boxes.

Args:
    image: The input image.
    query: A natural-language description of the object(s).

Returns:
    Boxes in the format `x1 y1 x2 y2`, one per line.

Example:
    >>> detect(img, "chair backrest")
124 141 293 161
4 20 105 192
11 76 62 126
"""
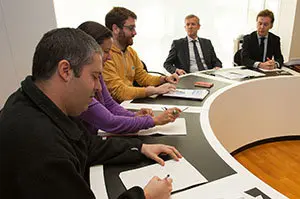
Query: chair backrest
284 59 300 67
133 61 165 87
233 49 242 66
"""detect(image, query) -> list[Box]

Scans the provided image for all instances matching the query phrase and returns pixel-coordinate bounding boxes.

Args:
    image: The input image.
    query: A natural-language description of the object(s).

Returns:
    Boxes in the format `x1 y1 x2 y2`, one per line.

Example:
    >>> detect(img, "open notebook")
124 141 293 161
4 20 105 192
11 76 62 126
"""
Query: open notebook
163 89 209 100
119 157 207 194
97 118 186 136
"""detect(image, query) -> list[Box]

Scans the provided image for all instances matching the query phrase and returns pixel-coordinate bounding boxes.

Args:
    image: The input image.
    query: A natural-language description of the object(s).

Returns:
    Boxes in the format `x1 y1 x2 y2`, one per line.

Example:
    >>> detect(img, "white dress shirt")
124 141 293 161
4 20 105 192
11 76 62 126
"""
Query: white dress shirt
187 36 208 72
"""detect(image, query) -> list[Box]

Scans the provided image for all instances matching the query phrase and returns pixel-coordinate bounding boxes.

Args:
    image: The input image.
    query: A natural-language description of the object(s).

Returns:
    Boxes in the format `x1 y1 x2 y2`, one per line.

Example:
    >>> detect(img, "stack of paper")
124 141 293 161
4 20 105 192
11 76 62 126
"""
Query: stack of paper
119 157 207 193
163 89 209 100
258 68 282 72
98 118 187 136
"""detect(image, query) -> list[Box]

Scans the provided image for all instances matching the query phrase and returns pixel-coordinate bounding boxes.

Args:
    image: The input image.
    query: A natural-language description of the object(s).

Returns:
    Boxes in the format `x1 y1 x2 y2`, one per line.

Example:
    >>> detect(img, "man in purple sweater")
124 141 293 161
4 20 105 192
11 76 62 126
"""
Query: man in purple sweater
78 21 181 134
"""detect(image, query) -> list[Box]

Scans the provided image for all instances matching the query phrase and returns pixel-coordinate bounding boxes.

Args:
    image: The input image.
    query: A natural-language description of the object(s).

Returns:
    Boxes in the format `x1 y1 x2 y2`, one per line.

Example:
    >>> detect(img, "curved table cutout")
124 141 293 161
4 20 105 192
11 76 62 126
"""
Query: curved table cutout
206 76 300 153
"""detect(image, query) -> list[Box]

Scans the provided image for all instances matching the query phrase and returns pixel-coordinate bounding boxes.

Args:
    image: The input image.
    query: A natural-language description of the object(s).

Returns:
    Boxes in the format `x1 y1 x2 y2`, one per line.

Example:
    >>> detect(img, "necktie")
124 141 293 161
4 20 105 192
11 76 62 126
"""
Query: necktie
259 37 265 62
191 40 205 71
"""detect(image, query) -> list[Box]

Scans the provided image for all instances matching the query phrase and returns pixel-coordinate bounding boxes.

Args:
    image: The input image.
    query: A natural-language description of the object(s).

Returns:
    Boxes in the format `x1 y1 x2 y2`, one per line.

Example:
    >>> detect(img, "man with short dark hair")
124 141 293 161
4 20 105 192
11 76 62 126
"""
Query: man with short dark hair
103 7 179 103
0 28 181 199
241 9 284 69
164 14 222 75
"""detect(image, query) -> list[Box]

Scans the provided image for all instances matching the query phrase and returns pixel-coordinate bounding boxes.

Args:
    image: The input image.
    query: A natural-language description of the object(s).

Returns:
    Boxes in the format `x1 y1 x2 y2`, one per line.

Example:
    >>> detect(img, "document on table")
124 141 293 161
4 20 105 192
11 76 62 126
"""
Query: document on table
258 67 282 72
163 89 209 100
234 69 266 77
214 192 264 199
119 157 207 193
212 69 265 80
98 118 187 136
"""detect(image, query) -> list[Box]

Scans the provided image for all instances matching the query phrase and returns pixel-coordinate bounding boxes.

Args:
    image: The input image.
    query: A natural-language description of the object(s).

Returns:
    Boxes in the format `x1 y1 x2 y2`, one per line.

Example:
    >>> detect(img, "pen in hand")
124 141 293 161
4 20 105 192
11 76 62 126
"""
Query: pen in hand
161 107 189 115
164 174 170 180
266 57 276 69
162 107 179 116
162 107 168 111
181 107 189 112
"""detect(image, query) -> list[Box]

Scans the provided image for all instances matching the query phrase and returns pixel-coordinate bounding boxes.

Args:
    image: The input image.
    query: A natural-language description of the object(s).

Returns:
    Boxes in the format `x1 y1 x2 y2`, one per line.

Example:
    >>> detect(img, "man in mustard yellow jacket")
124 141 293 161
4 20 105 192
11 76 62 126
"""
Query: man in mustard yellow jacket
103 7 179 103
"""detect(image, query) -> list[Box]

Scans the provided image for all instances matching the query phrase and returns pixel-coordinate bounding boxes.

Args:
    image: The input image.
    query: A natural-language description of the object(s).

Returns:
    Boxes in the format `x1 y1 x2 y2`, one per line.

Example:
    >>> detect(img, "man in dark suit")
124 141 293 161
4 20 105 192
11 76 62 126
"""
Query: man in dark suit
241 9 284 69
164 14 222 75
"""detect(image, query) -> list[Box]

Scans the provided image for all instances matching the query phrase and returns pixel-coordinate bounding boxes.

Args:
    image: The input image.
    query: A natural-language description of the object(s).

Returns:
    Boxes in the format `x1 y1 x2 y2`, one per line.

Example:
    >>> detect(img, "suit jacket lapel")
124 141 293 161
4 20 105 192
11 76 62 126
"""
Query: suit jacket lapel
266 34 273 59
183 37 190 69
253 32 261 58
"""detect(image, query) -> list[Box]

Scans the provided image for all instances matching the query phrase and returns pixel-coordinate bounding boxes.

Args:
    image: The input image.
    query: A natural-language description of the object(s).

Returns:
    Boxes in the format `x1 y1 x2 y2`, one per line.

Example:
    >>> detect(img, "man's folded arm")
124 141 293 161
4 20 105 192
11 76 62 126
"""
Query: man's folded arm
87 134 145 166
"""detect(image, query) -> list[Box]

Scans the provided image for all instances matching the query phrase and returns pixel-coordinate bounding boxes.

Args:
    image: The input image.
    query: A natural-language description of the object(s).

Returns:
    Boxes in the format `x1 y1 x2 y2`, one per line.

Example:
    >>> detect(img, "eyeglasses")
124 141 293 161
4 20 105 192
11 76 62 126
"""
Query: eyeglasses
123 25 136 32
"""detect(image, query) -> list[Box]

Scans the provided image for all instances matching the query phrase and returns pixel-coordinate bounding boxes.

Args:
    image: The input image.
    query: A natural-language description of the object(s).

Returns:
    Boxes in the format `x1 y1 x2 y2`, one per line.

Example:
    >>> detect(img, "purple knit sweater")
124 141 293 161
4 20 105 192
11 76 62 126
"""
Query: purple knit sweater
79 76 154 134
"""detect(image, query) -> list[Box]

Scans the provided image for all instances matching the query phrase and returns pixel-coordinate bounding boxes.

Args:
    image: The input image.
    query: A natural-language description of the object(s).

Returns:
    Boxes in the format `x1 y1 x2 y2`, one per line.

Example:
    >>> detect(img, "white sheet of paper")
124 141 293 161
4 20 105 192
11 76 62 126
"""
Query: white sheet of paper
98 118 187 136
137 118 186 136
255 196 264 199
90 165 108 199
215 71 249 79
163 89 209 100
212 69 266 80
119 157 207 192
233 69 265 77
259 67 282 72
214 192 257 199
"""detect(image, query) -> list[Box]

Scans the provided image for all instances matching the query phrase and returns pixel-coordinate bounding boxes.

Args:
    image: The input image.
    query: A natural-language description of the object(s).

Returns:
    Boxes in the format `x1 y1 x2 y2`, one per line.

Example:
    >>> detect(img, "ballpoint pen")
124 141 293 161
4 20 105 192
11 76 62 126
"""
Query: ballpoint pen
164 174 170 180
161 107 179 115
181 107 189 112
161 107 189 115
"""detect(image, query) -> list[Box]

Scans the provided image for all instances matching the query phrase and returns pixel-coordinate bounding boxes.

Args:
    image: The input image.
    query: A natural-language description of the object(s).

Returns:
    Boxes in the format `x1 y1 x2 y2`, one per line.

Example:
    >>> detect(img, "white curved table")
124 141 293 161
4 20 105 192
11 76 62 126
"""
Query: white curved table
91 70 300 198
184 75 300 198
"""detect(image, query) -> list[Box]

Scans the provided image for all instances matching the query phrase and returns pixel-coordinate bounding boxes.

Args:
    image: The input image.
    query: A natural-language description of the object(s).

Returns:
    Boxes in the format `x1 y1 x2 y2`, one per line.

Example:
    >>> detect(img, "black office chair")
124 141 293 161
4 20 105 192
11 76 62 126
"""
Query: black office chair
283 59 300 72
233 49 242 66
133 61 165 87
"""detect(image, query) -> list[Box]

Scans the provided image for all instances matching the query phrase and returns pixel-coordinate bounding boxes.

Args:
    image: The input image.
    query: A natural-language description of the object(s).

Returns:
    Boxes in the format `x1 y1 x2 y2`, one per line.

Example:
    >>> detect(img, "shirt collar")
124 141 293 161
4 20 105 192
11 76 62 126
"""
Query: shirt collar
111 43 122 54
111 42 132 54
21 76 83 141
256 32 269 39
187 36 199 42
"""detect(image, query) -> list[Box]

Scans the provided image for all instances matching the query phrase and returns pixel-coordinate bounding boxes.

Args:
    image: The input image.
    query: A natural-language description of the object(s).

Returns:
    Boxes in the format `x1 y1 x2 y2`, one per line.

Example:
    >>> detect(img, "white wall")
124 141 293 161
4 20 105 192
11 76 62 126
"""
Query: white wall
53 0 297 73
54 0 250 71
0 4 18 108
290 0 300 59
277 0 298 61
0 0 299 108
0 0 57 108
